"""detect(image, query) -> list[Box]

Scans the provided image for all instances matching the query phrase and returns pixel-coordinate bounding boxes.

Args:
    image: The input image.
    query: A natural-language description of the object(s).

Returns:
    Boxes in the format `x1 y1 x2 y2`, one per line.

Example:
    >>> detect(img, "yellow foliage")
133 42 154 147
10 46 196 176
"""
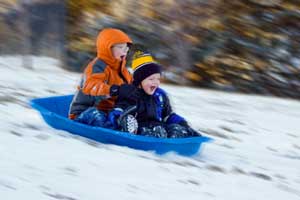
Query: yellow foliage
195 63 210 70
201 18 224 31
184 34 200 44
282 2 300 11
214 78 231 85
210 55 254 70
236 61 253 70
67 0 111 25
253 59 268 70
255 29 286 40
184 71 203 82
241 74 253 81
207 69 223 76
204 56 219 65
69 37 95 52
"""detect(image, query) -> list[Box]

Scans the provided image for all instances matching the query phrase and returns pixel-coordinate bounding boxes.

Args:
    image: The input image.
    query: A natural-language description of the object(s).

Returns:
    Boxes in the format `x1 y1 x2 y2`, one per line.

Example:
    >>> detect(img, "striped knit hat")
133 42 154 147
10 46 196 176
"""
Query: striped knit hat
131 50 161 86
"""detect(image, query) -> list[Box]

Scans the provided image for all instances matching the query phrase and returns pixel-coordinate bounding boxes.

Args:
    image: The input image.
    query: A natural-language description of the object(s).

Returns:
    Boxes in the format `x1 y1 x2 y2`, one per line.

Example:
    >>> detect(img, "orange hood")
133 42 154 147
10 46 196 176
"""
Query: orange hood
96 28 132 69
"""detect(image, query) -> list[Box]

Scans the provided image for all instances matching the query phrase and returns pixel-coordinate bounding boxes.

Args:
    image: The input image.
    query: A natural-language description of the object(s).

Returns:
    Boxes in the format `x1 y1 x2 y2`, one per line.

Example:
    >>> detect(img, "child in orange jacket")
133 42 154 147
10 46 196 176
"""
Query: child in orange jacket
69 28 136 127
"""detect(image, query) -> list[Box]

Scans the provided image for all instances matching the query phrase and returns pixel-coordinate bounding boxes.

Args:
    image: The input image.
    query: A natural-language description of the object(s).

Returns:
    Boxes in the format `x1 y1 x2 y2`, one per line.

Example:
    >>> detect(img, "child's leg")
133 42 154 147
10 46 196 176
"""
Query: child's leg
74 107 108 127
139 124 168 138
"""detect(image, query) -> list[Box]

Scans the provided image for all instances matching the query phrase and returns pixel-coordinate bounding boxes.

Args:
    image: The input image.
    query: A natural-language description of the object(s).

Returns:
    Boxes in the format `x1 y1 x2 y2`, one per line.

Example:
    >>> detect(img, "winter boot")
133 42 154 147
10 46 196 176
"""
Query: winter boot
139 125 167 138
139 127 153 137
152 125 168 138
119 114 138 134
167 124 190 138
187 127 202 137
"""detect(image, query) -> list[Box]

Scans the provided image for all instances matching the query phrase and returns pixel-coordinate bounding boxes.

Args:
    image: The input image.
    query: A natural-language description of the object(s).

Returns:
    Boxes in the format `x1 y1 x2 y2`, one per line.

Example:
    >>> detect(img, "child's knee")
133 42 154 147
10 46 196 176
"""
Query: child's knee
75 107 107 127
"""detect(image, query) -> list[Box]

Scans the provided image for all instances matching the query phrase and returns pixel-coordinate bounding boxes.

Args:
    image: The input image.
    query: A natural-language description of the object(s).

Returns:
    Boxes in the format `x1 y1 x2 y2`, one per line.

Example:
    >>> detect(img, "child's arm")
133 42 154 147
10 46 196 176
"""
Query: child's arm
81 59 131 97
161 91 187 124
114 86 139 110
82 73 111 96
109 87 139 128
162 93 201 136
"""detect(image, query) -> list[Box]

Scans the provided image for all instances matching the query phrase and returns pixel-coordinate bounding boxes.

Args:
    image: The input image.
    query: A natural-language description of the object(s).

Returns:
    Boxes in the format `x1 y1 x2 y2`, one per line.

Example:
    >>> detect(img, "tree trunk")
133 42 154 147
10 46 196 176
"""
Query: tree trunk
19 0 33 69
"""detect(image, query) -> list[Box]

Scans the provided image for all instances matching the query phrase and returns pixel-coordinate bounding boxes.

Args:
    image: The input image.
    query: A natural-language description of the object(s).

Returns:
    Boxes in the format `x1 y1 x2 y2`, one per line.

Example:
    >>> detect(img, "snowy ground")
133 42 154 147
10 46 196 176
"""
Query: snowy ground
0 56 300 200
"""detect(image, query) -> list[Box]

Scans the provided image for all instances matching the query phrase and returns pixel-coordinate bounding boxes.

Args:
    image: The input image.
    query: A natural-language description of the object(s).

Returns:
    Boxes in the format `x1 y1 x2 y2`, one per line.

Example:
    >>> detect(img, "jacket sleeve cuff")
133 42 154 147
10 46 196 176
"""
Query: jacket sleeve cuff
164 113 186 124
110 85 120 96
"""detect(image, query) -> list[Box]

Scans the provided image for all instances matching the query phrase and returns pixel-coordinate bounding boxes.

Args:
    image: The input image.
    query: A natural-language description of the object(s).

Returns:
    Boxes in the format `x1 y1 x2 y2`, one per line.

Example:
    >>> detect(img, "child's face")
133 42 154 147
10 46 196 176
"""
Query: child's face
111 43 129 60
141 73 161 95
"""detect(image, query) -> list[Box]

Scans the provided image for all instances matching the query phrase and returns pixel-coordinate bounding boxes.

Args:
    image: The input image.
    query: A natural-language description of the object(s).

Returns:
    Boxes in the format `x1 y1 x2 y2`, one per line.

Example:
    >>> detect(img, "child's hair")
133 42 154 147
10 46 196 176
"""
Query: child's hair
131 50 161 85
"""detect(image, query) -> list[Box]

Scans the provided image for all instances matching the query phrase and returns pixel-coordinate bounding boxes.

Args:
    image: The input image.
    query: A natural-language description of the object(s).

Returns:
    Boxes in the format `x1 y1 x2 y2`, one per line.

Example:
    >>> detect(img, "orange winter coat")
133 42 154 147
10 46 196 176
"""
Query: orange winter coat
69 28 132 119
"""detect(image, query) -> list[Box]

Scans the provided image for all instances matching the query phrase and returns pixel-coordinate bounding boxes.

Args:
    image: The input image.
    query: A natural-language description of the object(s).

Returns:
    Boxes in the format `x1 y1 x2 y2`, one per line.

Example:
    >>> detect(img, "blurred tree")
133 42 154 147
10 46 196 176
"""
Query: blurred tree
66 0 112 47
2 0 300 99
63 0 300 99
115 0 222 72
1 0 65 68
65 0 111 70
18 0 32 69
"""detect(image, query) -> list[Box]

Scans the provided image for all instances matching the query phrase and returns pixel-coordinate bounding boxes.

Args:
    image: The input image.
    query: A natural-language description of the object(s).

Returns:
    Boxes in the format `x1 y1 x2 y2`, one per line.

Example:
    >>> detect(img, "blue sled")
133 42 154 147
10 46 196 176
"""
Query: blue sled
30 95 212 156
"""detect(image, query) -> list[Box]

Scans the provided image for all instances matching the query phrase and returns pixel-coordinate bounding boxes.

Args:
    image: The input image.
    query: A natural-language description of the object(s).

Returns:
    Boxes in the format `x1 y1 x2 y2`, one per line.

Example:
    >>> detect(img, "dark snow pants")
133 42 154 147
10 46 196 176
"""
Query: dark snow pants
74 107 113 128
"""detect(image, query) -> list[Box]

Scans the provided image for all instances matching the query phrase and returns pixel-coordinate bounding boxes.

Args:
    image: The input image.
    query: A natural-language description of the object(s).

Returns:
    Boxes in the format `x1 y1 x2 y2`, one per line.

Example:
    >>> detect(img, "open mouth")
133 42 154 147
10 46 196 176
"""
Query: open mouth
150 86 156 92
120 55 125 60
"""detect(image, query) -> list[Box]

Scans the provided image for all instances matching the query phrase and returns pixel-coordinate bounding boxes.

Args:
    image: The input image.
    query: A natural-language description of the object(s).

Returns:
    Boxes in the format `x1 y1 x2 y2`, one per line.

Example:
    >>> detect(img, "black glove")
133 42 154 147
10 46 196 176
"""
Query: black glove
110 84 140 100
110 85 121 96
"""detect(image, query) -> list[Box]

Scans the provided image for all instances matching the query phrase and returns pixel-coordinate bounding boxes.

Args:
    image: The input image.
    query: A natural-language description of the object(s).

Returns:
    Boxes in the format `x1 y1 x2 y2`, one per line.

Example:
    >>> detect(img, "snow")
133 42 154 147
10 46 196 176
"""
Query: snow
1 56 300 200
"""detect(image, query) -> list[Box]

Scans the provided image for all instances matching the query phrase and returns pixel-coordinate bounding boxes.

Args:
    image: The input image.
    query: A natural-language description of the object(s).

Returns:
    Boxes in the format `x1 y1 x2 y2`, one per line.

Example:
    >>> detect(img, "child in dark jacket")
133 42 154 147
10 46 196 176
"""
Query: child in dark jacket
109 50 201 138
68 28 136 128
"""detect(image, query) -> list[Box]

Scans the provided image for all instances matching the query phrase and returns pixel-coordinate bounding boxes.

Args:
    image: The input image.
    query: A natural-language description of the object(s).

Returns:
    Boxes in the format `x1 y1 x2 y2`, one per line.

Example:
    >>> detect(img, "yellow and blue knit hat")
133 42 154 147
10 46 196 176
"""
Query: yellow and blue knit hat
131 50 161 85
